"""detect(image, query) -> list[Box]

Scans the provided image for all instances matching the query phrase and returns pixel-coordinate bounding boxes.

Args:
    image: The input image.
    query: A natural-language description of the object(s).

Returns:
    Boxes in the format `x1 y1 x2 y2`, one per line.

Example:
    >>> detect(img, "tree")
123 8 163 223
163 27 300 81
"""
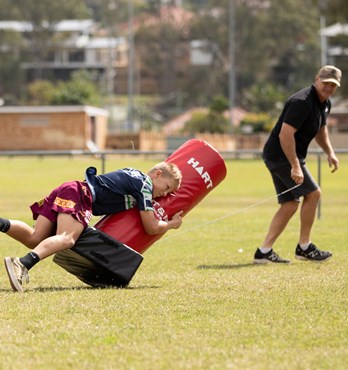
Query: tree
51 70 102 105
27 80 56 105
183 95 230 134
25 71 102 105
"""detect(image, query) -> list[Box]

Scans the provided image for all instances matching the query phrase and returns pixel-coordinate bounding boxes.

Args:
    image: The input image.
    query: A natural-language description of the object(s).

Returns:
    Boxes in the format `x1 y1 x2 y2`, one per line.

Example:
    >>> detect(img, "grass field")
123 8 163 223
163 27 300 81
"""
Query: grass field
0 154 347 370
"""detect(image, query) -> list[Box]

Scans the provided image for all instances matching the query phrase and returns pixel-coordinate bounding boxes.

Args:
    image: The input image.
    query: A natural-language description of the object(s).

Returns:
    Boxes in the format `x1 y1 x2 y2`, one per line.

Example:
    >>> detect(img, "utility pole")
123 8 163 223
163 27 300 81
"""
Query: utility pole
127 0 135 132
228 0 236 129
320 0 328 65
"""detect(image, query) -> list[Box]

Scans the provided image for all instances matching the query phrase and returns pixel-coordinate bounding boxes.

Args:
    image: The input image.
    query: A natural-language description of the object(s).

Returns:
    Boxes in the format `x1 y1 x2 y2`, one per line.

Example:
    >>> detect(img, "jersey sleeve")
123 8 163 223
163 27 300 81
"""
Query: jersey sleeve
135 174 154 211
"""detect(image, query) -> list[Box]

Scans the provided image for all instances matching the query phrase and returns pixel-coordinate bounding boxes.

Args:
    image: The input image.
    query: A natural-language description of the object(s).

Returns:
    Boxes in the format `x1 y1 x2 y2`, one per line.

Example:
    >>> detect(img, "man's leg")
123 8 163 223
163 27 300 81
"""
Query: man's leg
262 201 299 248
295 188 332 262
254 200 298 264
299 188 321 245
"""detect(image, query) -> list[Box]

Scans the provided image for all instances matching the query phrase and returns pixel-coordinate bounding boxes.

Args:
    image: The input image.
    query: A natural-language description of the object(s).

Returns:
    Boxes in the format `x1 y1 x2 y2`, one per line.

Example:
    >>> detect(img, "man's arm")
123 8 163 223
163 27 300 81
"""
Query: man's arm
279 122 304 184
315 126 339 172
139 210 183 235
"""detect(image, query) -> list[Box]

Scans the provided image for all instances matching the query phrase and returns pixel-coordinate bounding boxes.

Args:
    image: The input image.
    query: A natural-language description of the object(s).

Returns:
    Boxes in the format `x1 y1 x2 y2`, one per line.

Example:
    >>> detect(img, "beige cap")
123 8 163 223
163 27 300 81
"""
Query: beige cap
317 65 342 87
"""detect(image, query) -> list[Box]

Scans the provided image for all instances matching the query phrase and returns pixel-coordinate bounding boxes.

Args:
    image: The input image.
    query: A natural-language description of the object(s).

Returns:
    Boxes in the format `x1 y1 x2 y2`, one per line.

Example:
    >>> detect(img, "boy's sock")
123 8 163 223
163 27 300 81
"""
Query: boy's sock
20 252 40 270
0 218 11 233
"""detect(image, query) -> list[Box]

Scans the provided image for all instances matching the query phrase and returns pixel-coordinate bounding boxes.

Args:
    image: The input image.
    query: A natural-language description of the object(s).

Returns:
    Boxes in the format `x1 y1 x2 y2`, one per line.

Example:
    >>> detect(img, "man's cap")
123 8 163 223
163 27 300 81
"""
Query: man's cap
317 65 342 87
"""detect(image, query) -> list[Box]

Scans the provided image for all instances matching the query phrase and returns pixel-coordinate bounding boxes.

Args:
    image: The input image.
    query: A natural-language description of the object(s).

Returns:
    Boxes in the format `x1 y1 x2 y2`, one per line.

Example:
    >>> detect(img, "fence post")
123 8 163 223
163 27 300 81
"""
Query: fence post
101 153 106 174
317 153 321 219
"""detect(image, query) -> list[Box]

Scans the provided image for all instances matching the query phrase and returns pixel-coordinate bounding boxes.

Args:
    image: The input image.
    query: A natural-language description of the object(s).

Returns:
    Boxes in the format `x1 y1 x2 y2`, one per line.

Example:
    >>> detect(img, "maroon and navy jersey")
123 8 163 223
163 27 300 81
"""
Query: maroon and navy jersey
86 167 154 216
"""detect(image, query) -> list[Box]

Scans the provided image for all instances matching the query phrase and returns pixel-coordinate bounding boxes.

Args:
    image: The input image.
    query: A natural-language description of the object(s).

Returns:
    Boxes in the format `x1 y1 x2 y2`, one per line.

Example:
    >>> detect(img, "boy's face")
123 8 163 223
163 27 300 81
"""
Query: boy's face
151 170 177 198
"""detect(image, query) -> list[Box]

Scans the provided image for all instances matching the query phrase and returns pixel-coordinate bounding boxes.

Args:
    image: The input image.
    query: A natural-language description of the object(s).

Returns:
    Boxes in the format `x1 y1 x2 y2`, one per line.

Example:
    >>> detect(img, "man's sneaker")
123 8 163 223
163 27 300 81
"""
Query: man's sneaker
295 243 332 262
4 257 29 292
253 248 290 264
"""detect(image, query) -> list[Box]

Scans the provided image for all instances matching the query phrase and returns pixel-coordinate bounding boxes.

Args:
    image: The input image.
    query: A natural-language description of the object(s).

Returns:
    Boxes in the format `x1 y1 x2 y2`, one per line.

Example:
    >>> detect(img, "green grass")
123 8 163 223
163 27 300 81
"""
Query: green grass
0 155 347 370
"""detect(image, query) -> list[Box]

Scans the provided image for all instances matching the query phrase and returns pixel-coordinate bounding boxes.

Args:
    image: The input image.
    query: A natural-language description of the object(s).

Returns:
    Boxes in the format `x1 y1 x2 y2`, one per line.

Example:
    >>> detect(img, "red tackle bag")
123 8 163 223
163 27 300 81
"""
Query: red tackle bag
95 139 227 254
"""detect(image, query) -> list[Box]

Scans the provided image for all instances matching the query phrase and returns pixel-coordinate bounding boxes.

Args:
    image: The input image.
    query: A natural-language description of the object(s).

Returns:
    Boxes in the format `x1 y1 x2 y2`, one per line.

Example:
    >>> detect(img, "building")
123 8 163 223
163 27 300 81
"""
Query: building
0 19 128 93
0 105 108 151
0 14 215 97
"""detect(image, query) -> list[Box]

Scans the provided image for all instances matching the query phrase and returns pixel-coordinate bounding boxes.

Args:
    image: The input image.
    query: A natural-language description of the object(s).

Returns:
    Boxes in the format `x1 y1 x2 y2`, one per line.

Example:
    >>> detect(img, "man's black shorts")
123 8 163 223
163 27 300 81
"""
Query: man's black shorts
265 161 319 203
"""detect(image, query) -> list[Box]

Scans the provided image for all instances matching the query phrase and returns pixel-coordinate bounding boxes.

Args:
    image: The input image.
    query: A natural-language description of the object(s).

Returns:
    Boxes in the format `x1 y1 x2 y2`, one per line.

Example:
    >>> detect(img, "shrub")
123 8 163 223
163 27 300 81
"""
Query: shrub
240 112 273 133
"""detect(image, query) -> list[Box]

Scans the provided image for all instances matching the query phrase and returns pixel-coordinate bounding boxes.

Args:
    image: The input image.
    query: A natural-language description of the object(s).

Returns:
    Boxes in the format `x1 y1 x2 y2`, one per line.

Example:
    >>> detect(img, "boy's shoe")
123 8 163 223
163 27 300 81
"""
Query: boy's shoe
295 243 332 262
4 257 29 293
253 249 290 264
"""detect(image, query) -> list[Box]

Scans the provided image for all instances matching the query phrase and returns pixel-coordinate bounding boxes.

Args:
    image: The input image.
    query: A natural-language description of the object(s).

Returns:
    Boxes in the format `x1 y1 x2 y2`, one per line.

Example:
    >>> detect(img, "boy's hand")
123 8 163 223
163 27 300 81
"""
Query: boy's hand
171 210 184 229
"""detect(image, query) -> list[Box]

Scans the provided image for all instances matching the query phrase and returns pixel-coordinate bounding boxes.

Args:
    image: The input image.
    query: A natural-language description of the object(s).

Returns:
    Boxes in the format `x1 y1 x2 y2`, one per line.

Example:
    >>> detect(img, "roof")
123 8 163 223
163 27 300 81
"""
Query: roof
0 105 109 117
0 19 94 33
84 37 126 49
63 35 126 49
320 23 348 37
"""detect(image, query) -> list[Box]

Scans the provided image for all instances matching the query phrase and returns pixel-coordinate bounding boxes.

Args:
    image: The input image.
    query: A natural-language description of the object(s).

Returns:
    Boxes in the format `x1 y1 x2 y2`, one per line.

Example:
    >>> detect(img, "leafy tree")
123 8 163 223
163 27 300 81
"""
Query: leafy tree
25 71 102 105
27 80 56 105
209 94 229 113
243 82 287 116
0 30 24 102
183 95 230 134
135 4 190 99
240 112 273 133
51 70 102 105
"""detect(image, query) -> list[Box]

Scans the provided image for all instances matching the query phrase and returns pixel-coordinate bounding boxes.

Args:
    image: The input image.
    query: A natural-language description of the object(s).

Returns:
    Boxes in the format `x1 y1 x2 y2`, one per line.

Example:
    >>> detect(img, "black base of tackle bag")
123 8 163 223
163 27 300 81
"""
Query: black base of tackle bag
53 227 144 288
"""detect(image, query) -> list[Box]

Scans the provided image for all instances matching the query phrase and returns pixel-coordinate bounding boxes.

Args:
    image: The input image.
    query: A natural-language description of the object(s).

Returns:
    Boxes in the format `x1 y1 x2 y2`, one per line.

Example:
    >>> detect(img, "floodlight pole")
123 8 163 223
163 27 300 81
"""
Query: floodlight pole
228 0 236 129
127 0 135 132
319 0 328 65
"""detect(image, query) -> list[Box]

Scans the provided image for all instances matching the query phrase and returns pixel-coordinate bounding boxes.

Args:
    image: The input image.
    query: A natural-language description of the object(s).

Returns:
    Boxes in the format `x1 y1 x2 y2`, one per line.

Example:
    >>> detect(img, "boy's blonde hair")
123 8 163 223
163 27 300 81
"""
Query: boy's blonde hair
148 162 182 189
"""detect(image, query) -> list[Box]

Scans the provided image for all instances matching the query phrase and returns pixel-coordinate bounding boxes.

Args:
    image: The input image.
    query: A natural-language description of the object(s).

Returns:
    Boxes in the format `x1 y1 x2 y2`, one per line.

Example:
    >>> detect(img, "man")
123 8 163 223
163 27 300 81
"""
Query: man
1 162 183 292
253 65 341 264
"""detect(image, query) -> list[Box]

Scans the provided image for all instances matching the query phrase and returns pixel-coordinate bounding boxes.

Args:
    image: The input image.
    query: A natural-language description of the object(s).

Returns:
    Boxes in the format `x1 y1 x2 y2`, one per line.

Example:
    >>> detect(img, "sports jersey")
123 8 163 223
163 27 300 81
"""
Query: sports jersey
263 85 331 168
85 167 154 216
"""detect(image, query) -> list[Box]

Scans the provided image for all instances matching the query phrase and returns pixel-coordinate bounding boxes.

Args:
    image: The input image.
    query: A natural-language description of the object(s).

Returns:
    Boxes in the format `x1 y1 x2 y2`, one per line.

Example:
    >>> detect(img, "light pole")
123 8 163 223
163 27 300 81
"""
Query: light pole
320 0 328 65
228 0 236 129
127 0 135 132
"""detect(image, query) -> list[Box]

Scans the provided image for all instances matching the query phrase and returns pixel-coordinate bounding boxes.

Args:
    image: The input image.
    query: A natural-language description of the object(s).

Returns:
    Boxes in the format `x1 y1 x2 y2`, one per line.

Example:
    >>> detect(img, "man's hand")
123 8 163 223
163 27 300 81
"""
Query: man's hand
328 154 339 173
291 165 304 184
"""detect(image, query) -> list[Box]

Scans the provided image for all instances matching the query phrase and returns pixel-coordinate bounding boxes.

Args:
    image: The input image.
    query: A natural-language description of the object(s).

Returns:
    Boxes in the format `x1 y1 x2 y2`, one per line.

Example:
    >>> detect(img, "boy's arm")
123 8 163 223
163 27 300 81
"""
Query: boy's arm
139 210 183 235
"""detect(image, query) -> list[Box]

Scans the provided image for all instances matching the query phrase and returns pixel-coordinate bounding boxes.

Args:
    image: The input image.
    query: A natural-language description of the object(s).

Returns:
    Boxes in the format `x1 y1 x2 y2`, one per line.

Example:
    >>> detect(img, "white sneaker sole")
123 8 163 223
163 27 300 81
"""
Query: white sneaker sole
253 258 272 264
295 254 332 262
4 257 24 293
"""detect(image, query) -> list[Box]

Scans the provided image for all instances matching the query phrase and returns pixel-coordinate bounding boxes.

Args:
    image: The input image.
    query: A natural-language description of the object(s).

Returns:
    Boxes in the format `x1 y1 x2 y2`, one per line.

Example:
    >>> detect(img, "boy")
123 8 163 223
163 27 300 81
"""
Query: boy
1 162 183 292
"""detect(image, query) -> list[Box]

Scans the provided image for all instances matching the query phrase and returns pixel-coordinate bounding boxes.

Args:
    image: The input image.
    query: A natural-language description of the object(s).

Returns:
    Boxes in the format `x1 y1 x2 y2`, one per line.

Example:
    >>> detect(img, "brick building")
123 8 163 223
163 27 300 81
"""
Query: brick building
0 106 108 151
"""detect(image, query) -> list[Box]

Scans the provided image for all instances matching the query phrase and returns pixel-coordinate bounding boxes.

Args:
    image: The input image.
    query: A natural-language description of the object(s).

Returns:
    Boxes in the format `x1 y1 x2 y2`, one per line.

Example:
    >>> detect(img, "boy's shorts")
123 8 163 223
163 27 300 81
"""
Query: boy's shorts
30 181 93 228
265 161 319 204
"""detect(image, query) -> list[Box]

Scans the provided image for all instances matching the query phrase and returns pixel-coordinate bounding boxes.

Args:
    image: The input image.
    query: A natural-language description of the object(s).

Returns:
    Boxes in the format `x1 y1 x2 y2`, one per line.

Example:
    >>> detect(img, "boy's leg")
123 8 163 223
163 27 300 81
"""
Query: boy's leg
31 213 84 260
1 216 54 249
4 213 84 292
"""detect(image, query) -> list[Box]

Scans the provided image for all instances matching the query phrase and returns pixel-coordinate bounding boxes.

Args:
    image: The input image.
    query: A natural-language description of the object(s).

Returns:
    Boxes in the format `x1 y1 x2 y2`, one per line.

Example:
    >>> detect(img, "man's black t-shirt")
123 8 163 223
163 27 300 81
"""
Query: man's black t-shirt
263 85 331 168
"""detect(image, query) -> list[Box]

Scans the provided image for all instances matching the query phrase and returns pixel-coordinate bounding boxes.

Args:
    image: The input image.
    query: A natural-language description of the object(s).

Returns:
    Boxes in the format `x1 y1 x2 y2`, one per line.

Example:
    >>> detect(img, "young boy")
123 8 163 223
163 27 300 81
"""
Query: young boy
1 162 183 292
